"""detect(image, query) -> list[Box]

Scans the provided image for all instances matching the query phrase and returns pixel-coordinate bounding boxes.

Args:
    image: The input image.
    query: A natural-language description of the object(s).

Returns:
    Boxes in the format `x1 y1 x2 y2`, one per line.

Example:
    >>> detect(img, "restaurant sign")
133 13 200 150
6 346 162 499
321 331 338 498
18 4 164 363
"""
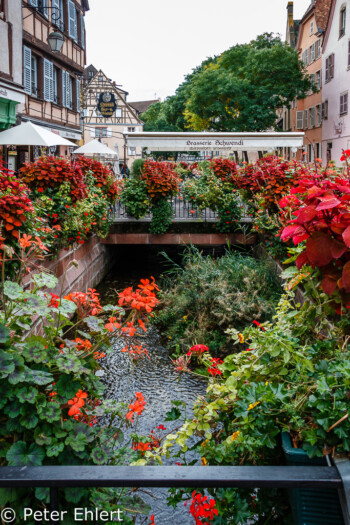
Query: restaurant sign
97 92 117 117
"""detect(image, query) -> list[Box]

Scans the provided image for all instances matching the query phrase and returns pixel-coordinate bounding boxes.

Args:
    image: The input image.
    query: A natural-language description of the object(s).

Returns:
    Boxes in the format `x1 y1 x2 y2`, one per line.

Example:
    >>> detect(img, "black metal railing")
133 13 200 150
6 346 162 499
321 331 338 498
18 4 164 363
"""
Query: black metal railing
112 197 251 223
0 465 348 524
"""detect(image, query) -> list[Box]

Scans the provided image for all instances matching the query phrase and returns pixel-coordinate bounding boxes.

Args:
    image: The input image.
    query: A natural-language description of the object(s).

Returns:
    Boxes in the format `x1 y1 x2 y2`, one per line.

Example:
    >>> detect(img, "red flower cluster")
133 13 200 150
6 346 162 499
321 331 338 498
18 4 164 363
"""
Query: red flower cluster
340 149 350 162
187 344 209 356
279 161 350 308
207 358 223 376
75 156 121 202
0 163 34 240
64 288 102 318
118 277 159 313
142 160 180 199
67 390 88 417
189 491 218 525
210 158 237 182
236 156 304 212
126 392 146 422
20 156 87 202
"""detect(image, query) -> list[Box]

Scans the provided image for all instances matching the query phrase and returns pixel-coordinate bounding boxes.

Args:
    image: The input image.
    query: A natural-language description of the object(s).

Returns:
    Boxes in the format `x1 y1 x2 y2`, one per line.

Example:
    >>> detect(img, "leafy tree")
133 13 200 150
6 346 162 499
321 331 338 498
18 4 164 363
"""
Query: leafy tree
184 33 313 131
142 33 313 133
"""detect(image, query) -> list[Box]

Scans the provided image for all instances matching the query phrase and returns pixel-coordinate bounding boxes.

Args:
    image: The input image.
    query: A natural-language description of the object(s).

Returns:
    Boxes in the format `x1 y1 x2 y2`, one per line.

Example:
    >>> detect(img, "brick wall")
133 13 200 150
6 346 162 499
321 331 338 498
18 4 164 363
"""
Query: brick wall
25 235 112 298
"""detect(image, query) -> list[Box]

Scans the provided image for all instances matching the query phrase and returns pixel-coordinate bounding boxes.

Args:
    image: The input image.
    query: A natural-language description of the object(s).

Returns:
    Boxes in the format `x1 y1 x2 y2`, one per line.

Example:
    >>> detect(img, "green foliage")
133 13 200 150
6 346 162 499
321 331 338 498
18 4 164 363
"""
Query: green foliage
0 263 156 522
130 159 145 180
141 33 312 133
120 178 150 219
155 292 350 523
149 198 173 234
155 247 281 354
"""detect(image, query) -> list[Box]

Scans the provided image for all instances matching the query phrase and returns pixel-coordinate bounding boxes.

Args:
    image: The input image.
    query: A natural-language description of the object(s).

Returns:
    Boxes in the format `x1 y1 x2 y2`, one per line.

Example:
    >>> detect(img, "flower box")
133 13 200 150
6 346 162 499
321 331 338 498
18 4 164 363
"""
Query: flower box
281 432 345 524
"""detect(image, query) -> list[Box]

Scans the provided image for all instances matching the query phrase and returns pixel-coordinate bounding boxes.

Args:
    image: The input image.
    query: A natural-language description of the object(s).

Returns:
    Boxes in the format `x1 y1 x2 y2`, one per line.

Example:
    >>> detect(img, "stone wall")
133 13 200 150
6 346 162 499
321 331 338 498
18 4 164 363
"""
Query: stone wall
25 235 112 298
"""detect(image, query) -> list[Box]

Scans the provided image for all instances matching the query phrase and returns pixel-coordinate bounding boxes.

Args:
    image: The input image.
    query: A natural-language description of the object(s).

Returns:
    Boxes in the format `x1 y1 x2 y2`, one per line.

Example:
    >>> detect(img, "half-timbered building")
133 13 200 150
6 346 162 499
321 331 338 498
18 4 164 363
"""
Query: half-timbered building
20 0 89 160
82 67 143 169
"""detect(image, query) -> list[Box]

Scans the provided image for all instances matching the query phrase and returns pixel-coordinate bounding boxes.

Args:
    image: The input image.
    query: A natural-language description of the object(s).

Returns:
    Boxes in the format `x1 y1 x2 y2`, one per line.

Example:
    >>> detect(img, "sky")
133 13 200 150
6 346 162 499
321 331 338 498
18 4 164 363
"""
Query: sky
85 0 311 102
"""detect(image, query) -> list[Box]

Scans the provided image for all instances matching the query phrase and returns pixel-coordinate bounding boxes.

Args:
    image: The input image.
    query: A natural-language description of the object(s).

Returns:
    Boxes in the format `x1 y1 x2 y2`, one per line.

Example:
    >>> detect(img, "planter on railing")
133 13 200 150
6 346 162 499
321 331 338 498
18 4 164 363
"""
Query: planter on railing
282 432 345 525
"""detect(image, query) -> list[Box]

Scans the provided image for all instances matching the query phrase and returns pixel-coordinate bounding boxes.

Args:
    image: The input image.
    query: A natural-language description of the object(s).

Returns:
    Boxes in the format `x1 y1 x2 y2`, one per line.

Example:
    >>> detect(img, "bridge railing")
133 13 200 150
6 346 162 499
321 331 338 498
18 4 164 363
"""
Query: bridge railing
112 196 219 222
0 464 349 524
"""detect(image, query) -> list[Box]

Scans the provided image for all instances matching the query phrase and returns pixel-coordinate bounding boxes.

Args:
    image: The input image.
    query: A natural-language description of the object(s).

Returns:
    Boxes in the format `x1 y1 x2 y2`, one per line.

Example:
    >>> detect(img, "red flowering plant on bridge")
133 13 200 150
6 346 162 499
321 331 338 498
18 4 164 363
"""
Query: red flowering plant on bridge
279 151 350 311
18 156 114 252
0 236 160 520
142 160 180 200
210 158 237 183
75 156 121 203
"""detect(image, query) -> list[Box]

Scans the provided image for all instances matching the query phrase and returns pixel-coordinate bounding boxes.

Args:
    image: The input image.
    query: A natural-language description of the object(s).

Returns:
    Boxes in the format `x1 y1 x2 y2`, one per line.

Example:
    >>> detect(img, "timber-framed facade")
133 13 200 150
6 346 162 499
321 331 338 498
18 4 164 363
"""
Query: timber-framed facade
82 67 143 168
20 0 89 160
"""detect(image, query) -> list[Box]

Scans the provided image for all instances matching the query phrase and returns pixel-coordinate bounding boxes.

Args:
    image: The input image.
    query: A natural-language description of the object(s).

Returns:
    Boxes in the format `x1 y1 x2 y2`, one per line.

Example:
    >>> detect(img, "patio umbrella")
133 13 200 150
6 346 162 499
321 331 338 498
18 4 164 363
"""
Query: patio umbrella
0 121 77 147
73 139 117 156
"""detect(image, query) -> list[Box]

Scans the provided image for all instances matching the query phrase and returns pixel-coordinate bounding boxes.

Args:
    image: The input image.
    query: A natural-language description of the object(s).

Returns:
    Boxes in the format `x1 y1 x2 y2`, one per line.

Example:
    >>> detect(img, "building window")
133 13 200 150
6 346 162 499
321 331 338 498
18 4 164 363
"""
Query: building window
115 108 122 118
309 107 316 128
302 48 309 66
340 4 346 38
322 100 328 120
316 104 322 126
67 75 73 109
98 75 103 82
38 0 49 18
128 147 136 156
325 54 335 82
127 127 136 132
340 92 348 115
52 0 64 31
316 70 322 90
310 42 315 62
89 71 94 78
31 55 38 97
53 67 59 103
296 111 304 129
316 39 321 59
304 109 308 129
316 143 321 159
310 21 314 35
308 144 314 163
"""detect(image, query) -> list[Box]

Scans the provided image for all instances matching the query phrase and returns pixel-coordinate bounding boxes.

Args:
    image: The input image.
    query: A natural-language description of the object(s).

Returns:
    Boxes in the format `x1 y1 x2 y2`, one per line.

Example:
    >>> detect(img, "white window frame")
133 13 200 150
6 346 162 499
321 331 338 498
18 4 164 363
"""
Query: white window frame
340 92 348 115
296 111 304 129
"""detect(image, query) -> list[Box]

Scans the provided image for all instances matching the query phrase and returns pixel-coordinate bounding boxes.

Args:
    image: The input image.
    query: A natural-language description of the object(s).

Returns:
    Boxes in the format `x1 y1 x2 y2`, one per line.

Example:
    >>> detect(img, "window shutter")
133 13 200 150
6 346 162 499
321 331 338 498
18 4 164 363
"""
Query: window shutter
325 57 329 82
90 127 96 138
316 39 321 59
68 0 76 38
42 3 49 18
23 46 32 95
304 110 308 129
62 70 67 107
80 14 85 48
76 79 81 112
330 54 334 78
310 43 315 62
296 111 304 129
66 73 72 109
107 128 112 137
310 107 315 127
28 0 38 6
43 59 53 102
305 48 309 65
52 0 63 29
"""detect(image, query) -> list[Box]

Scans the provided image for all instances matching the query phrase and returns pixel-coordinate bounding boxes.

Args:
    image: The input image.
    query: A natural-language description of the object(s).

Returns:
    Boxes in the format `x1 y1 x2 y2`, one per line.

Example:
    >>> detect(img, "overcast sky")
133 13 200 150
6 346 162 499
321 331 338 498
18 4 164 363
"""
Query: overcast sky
85 0 311 102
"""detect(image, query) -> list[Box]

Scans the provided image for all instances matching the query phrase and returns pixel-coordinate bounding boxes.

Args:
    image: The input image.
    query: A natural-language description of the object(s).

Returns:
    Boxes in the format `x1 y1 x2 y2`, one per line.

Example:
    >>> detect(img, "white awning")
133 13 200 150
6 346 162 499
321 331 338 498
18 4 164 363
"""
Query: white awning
73 139 117 156
124 132 304 152
0 121 77 147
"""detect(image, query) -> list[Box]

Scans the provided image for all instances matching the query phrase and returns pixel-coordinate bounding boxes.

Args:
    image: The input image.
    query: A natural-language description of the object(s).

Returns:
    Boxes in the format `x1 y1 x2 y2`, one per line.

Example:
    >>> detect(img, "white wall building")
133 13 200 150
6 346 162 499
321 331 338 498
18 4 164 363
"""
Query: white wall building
322 0 350 165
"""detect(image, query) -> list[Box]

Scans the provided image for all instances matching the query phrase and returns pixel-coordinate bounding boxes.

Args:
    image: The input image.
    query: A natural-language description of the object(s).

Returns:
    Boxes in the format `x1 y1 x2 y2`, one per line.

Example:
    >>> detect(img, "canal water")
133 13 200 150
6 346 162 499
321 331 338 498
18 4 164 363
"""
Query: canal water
97 247 208 524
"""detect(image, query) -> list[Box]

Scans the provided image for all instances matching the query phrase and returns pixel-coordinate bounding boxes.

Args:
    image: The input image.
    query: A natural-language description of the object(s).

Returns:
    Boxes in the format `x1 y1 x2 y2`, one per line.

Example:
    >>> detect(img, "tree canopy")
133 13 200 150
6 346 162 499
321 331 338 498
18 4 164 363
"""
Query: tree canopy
141 33 313 133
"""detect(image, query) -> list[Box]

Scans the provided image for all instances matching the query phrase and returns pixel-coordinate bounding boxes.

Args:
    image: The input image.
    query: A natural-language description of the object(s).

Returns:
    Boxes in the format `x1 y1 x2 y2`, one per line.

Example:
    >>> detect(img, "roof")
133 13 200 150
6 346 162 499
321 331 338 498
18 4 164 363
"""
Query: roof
314 0 332 32
128 100 160 114
299 0 331 32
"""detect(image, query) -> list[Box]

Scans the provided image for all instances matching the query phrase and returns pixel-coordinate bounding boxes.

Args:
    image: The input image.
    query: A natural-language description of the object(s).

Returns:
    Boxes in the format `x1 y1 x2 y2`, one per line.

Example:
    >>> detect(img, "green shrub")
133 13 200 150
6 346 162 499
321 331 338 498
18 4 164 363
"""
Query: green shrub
130 159 145 180
149 198 173 234
120 178 149 219
155 247 282 355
